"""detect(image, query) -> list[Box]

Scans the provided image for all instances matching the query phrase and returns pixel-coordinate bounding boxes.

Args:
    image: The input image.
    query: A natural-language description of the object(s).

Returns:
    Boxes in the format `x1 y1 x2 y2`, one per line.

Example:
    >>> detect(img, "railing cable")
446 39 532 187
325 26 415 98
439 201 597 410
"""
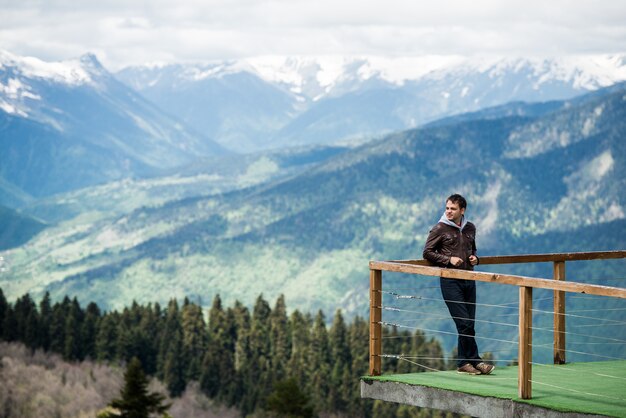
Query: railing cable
381 290 519 310
384 354 517 363
382 306 519 328
531 307 626 324
380 321 519 346
529 326 626 343
529 343 626 361
378 354 441 372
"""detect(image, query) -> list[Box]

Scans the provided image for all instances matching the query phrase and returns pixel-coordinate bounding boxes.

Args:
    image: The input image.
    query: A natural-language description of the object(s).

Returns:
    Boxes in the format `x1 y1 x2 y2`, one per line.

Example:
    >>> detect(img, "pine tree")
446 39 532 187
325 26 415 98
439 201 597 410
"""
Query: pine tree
269 294 291 384
96 312 120 361
286 310 311 388
266 378 314 418
157 299 180 379
64 297 84 360
116 310 139 363
200 295 221 398
348 315 370 416
137 303 160 375
181 301 207 381
49 297 70 354
82 302 101 360
246 295 272 411
309 310 331 413
200 294 231 400
218 306 238 404
2 303 17 342
231 301 251 409
13 294 38 347
0 288 7 339
159 299 186 396
106 357 170 418
163 327 186 397
25 309 39 350
38 292 52 351
329 309 350 412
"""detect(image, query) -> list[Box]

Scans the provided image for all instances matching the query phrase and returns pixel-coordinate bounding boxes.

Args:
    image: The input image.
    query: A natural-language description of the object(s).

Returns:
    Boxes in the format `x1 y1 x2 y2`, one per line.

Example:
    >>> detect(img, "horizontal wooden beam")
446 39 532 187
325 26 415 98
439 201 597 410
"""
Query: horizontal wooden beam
368 261 626 299
479 250 626 265
391 250 626 266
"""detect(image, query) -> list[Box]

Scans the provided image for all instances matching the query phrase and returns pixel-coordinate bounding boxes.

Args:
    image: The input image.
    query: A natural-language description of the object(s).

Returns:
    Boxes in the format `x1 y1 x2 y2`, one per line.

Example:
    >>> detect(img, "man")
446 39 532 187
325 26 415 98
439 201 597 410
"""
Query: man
423 194 494 375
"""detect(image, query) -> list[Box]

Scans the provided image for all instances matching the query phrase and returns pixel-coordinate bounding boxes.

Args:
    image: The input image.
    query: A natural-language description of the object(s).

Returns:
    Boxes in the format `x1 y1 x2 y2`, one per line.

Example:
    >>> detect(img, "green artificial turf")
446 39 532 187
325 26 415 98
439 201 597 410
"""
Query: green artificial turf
363 361 626 417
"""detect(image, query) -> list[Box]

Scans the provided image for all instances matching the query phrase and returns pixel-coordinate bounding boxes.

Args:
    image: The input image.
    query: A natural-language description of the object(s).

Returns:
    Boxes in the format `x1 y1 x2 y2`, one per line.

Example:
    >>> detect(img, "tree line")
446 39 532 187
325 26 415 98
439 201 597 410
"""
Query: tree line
0 288 451 417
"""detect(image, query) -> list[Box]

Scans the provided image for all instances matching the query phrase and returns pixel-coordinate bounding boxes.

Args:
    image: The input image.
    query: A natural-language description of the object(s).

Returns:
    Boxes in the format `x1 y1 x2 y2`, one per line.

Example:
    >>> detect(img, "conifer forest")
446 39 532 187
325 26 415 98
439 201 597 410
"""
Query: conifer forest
0 288 453 418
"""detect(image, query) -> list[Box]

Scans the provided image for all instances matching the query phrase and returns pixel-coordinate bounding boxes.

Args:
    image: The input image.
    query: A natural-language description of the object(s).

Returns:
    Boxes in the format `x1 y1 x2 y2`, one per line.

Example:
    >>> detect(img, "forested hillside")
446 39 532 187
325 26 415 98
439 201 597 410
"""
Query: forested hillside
5 82 624 318
0 289 453 417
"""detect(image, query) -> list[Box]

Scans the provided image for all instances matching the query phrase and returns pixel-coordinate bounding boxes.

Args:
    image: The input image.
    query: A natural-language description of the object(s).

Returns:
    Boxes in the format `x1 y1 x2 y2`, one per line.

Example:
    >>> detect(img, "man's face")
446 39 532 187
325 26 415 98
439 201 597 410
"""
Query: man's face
445 200 465 225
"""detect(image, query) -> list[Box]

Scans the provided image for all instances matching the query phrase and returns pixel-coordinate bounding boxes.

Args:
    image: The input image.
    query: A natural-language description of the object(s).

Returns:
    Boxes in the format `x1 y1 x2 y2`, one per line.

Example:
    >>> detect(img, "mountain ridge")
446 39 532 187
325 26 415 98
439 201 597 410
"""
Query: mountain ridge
2 83 624 317
0 50 228 199
116 54 626 152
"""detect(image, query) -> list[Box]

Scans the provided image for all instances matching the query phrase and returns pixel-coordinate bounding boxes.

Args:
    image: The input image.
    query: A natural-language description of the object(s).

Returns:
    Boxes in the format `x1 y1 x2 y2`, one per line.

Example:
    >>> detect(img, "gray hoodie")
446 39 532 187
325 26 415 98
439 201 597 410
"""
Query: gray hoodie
438 212 468 231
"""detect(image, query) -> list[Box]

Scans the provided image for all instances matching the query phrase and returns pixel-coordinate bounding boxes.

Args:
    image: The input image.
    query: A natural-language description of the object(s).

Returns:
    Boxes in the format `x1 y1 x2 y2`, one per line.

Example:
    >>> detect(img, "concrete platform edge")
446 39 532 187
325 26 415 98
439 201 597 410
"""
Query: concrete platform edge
360 379 610 418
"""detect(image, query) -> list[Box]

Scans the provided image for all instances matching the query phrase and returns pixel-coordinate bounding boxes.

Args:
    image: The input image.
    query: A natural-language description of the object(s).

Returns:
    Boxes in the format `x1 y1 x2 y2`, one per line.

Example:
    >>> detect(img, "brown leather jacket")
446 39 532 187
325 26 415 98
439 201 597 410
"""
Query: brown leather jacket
422 221 478 270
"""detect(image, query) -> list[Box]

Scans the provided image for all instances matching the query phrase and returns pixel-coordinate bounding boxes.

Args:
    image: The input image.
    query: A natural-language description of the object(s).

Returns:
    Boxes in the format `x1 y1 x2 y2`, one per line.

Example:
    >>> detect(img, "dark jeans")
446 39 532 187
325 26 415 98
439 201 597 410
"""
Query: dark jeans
440 277 482 367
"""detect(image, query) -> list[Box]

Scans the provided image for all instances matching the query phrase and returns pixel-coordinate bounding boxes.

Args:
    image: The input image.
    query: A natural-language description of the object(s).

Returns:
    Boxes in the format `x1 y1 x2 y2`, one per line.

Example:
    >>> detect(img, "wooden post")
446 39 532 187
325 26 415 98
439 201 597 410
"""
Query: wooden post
553 261 566 364
519 286 533 399
370 269 382 376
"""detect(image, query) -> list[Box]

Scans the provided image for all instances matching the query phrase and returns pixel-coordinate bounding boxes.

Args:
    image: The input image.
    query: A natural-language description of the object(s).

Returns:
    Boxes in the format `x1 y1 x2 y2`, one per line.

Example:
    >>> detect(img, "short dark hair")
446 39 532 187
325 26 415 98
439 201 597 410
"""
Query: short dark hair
446 194 467 209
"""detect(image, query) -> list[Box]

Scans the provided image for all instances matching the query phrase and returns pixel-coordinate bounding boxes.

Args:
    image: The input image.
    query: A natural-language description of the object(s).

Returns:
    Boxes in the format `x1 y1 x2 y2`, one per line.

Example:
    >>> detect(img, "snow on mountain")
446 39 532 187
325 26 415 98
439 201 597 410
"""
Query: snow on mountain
0 50 95 86
0 50 106 119
245 55 469 100
122 54 626 100
0 50 226 198
114 53 626 152
426 55 626 90
118 54 626 113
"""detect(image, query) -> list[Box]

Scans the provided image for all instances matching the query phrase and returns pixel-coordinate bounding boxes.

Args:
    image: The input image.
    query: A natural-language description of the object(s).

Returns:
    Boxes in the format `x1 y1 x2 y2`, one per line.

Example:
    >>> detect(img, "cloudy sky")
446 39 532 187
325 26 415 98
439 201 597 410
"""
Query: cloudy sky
1 0 625 70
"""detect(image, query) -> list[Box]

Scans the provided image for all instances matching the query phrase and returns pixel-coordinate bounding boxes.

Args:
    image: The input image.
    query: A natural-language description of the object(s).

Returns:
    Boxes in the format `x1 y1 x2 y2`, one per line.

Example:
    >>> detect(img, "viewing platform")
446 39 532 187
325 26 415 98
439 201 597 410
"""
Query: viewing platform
362 251 626 417
362 360 626 417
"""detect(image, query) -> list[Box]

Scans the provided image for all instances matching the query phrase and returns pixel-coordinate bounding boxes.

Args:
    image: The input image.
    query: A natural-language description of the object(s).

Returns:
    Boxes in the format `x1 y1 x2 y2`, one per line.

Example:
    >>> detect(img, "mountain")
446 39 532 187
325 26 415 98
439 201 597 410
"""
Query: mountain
116 55 626 151
2 83 624 329
22 144 348 224
116 63 300 153
0 50 227 199
0 205 46 250
0 176 34 209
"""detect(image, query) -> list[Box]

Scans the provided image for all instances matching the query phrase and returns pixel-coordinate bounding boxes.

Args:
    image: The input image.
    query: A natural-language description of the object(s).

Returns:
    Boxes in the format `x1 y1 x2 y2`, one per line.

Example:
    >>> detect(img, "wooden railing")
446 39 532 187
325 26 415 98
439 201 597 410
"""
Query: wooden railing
368 250 626 399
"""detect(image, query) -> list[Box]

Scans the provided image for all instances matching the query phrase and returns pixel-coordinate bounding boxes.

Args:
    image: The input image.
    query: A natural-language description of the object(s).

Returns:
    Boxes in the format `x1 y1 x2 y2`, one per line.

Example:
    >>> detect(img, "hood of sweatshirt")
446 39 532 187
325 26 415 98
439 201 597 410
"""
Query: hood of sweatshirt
439 212 468 230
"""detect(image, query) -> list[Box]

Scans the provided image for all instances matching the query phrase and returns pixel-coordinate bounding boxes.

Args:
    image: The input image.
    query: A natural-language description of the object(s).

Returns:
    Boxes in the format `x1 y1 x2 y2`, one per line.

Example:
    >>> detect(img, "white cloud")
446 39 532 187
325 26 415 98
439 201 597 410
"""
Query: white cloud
1 0 625 70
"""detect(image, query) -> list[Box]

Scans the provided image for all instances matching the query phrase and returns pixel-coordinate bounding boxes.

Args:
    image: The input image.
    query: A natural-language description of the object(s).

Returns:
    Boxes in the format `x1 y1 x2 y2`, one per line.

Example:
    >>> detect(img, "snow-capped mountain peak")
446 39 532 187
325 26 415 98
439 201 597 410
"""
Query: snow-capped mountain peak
426 55 626 91
113 53 626 152
119 54 626 105
0 50 109 117
244 55 466 100
0 50 97 86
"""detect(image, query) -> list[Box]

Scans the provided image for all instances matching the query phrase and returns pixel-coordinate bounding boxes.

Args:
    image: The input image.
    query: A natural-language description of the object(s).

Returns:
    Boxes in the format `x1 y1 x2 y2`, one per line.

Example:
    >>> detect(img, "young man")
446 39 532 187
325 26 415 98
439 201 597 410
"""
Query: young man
423 194 494 375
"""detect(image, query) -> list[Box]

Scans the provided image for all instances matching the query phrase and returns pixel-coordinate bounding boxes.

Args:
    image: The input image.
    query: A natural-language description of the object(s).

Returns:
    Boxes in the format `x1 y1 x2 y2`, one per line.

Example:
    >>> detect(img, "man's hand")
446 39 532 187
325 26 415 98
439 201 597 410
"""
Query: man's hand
449 256 463 267
469 255 478 266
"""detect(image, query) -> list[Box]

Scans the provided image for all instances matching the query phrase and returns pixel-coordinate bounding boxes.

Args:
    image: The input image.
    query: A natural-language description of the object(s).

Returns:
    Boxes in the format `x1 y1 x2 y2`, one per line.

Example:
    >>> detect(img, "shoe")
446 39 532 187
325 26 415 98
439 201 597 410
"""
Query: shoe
475 362 495 375
457 363 481 375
